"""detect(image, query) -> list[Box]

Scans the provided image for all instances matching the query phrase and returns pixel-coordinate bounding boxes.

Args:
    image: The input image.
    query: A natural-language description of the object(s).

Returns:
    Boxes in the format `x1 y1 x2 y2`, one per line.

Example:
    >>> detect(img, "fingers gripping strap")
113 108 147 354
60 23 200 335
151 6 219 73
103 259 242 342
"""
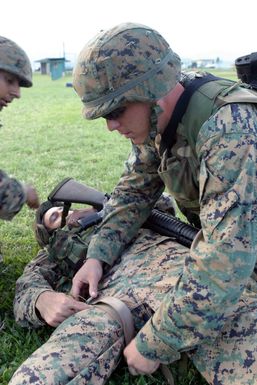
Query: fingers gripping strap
94 296 135 345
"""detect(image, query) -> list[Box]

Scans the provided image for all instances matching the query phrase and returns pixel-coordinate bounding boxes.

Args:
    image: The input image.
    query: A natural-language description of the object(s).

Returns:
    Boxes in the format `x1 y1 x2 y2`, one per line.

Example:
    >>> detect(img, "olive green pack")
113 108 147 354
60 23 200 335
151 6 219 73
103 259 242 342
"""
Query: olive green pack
159 76 257 226
47 225 94 288
182 78 257 149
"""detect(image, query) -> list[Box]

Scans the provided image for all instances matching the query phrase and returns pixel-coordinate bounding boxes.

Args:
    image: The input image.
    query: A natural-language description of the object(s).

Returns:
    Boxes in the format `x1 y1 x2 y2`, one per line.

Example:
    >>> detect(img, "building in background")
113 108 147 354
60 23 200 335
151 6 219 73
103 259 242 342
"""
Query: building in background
182 57 234 70
35 57 69 80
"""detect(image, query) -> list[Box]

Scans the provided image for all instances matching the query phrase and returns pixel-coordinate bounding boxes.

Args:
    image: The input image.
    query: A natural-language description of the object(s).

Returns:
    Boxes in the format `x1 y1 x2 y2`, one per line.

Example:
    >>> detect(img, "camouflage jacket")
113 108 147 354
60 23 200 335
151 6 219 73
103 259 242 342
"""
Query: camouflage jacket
14 224 95 328
14 194 177 328
86 74 257 363
0 169 26 220
14 225 189 330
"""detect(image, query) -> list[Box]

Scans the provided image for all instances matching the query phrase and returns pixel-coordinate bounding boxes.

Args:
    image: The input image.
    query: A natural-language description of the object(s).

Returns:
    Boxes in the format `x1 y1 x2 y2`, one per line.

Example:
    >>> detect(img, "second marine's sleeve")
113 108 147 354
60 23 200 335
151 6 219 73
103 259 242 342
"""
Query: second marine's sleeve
14 248 60 328
0 170 26 220
135 103 257 363
86 140 164 266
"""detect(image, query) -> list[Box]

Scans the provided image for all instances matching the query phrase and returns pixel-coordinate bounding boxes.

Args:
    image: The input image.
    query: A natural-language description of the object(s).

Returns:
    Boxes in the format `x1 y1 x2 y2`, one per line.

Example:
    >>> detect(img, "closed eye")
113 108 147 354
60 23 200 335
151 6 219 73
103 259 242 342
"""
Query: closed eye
49 211 59 224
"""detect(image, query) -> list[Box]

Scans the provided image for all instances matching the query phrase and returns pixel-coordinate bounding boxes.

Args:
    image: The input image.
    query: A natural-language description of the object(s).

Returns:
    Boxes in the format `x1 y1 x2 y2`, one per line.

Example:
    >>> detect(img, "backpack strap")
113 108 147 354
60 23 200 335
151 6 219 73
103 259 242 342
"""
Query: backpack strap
160 73 220 155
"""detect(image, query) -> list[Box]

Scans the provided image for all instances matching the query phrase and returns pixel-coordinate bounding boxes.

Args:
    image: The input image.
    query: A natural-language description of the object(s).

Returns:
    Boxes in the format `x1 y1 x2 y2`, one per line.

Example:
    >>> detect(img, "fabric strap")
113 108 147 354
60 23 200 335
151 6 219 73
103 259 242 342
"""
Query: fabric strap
160 73 220 155
94 296 135 345
94 296 176 384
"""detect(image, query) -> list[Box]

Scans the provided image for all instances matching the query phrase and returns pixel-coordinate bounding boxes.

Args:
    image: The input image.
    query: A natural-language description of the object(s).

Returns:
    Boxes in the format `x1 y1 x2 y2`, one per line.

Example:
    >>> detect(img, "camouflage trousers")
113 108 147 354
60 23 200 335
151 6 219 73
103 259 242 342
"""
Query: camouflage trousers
9 230 257 385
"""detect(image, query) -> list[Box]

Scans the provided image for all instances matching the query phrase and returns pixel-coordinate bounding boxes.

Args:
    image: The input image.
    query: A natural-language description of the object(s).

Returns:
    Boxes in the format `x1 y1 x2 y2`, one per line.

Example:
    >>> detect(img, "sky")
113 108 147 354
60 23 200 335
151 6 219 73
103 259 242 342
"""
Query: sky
2 0 257 68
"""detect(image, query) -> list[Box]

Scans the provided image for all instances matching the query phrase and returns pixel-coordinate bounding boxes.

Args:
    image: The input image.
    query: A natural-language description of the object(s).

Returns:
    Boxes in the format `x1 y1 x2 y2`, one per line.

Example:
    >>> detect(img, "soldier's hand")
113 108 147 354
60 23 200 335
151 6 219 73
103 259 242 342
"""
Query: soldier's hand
66 207 96 227
71 258 103 300
24 184 40 209
124 338 160 375
36 291 89 327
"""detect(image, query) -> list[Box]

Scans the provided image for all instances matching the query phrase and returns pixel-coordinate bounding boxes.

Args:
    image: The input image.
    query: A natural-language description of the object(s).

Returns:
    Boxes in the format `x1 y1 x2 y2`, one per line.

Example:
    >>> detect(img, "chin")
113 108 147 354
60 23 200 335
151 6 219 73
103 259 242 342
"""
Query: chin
131 137 145 145
131 140 140 145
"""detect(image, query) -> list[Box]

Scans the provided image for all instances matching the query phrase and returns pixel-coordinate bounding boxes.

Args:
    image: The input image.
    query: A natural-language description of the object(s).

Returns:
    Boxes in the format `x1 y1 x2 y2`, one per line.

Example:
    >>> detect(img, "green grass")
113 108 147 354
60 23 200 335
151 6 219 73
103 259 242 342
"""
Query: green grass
0 69 237 384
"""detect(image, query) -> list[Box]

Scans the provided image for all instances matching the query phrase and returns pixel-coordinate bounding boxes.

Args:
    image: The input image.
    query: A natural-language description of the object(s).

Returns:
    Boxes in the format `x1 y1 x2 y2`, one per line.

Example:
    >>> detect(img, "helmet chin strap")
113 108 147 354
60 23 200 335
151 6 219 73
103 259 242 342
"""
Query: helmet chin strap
146 103 163 142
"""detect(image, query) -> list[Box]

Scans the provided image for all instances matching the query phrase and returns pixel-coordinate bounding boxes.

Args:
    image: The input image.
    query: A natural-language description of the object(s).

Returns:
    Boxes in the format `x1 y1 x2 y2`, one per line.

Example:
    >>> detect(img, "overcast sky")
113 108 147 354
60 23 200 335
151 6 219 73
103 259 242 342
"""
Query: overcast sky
2 0 256 67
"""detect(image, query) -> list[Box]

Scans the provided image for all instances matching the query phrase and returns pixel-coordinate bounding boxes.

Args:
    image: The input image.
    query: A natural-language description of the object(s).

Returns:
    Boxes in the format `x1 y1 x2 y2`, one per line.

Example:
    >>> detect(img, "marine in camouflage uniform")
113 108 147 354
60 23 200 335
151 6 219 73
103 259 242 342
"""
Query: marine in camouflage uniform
0 36 38 220
10 196 186 384
70 23 257 384
10 195 257 385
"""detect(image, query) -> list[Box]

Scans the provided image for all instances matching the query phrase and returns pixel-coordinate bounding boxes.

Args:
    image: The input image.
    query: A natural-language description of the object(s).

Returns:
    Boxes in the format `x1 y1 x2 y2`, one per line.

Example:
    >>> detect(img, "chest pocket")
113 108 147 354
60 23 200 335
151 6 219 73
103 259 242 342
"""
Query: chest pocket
158 132 200 212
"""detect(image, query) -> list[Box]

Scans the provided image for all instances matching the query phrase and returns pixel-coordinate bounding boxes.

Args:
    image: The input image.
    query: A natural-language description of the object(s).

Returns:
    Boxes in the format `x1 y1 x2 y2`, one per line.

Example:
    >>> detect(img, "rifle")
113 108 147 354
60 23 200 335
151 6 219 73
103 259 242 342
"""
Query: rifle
48 178 199 248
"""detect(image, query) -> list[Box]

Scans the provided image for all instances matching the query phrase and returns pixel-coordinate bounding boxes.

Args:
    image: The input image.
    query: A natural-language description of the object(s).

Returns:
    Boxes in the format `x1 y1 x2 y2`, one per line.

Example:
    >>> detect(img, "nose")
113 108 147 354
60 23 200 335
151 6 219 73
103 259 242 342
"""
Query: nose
10 81 21 99
106 119 121 132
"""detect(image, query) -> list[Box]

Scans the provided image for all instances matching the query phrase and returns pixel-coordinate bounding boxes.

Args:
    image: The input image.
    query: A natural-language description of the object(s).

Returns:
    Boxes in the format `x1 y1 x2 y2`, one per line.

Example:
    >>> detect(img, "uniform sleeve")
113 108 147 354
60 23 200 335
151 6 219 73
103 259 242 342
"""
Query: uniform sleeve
135 103 257 363
0 170 26 220
14 249 60 328
86 140 164 265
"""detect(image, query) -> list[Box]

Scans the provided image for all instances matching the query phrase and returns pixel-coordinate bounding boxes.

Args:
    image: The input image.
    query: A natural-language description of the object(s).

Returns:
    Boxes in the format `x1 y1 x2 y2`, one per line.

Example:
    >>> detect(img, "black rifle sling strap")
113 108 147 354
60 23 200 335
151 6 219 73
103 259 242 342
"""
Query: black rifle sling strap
159 73 220 155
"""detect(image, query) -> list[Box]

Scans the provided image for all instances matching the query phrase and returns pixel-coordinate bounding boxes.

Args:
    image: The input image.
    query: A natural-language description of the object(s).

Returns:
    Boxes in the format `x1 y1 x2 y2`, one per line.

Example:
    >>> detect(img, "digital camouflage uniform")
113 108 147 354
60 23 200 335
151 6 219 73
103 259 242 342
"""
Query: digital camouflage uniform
10 196 187 385
71 23 257 384
0 170 26 220
10 197 257 385
0 36 32 220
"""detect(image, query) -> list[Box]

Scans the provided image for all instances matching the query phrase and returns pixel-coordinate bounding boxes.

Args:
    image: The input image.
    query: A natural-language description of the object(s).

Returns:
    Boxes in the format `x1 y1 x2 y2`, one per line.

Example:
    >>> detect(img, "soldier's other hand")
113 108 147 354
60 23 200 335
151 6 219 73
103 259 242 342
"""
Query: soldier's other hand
71 258 103 300
24 184 40 209
36 291 89 327
124 338 160 375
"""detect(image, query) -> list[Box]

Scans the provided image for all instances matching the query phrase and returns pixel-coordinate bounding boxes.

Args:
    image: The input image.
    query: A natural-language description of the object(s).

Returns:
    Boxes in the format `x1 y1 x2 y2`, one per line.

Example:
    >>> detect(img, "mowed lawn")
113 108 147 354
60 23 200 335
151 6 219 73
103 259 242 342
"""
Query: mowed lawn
0 69 237 385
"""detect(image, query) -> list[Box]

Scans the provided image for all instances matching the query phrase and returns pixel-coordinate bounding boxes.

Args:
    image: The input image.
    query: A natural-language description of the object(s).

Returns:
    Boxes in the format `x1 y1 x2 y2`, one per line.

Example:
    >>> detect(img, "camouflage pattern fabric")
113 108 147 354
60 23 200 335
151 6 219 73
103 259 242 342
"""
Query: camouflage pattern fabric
135 102 257 363
0 37 32 220
13 193 177 329
73 23 181 120
0 170 26 220
10 227 257 384
0 36 32 87
82 94 257 370
12 306 124 385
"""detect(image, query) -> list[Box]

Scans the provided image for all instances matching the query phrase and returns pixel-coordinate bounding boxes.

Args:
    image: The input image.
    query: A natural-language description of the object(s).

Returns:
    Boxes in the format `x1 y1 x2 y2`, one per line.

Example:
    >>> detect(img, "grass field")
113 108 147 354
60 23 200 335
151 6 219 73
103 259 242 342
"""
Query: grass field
0 69 237 384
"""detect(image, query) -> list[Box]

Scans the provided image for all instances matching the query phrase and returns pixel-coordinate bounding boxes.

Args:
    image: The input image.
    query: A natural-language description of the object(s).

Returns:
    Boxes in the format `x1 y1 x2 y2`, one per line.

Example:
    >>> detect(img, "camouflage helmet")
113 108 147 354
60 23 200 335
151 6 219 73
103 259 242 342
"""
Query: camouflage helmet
73 22 181 119
34 200 63 247
0 36 32 87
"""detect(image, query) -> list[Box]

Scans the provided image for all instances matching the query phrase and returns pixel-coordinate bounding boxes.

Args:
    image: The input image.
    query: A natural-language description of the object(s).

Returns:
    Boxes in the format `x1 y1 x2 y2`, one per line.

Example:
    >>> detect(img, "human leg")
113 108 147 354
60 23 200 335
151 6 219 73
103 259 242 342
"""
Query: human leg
9 307 124 385
189 289 257 385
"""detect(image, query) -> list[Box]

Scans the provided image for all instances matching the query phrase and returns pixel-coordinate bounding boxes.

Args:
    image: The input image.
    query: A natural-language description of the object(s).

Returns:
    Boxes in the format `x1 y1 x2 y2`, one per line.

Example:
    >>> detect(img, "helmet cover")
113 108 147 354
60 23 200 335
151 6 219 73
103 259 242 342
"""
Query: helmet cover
73 22 181 119
0 36 32 87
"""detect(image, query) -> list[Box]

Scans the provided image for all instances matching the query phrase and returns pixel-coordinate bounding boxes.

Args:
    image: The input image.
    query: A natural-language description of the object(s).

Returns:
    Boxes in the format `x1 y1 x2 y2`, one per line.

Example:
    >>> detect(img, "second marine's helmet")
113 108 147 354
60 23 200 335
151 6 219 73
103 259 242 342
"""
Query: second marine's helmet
0 36 32 87
73 22 181 119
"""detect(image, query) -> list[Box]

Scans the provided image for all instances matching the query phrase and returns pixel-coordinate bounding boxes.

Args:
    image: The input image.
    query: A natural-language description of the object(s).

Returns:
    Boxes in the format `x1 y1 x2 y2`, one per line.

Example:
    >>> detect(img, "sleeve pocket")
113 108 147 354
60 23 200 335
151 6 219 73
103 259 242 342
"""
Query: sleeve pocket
199 161 239 241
